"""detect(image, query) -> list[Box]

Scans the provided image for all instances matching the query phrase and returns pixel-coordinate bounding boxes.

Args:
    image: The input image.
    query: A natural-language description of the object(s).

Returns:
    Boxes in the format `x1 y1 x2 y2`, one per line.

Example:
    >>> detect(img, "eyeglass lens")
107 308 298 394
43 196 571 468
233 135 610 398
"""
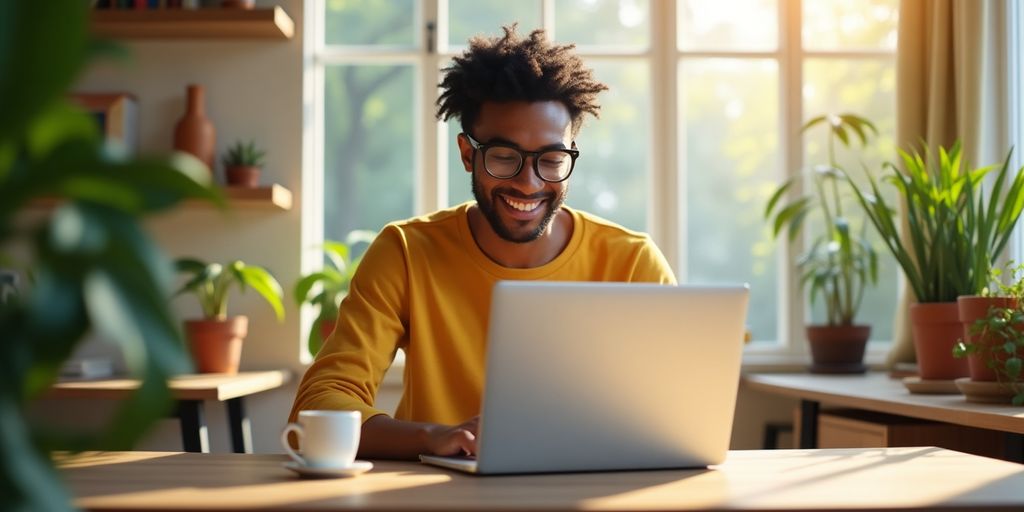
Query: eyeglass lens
484 146 572 181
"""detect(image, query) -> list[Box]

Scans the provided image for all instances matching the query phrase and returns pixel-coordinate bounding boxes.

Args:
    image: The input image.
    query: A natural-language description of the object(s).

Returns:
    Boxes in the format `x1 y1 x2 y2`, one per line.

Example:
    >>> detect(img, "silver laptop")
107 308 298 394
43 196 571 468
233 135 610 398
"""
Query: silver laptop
420 281 749 475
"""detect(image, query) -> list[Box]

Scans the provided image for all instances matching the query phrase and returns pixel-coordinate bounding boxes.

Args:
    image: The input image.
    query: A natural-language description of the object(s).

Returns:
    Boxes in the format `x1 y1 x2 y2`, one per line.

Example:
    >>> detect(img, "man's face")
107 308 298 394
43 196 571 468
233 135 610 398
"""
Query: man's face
459 101 574 244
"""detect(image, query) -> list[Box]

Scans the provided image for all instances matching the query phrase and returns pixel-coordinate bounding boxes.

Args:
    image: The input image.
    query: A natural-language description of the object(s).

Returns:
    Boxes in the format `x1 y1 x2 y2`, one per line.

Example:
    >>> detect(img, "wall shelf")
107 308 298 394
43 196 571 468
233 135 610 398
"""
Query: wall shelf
29 184 292 212
90 7 295 40
211 184 292 210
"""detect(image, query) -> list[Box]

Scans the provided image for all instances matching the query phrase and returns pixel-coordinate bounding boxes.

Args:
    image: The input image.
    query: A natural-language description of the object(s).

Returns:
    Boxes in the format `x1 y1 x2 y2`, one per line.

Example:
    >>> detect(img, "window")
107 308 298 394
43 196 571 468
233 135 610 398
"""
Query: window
307 0 898 361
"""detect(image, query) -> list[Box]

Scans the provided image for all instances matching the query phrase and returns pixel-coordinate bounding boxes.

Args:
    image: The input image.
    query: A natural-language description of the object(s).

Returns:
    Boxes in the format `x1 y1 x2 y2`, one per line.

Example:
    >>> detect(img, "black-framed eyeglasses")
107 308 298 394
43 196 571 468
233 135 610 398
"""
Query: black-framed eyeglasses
463 133 579 183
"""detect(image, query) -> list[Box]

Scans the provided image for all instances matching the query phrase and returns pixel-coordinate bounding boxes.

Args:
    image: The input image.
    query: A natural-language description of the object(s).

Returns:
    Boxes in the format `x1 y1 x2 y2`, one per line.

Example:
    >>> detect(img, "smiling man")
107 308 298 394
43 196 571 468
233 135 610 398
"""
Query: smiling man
289 25 676 460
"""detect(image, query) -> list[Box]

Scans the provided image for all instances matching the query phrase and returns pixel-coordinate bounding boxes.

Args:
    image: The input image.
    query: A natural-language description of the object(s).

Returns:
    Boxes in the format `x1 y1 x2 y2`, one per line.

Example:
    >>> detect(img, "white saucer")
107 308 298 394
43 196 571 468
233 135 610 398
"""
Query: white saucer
283 460 373 478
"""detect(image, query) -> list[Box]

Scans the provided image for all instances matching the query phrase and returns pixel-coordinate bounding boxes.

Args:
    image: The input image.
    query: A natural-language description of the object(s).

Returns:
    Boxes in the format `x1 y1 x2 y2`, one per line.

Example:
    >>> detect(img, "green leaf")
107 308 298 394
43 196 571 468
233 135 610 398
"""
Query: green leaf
0 0 88 145
238 265 285 321
764 179 795 219
1006 357 1022 379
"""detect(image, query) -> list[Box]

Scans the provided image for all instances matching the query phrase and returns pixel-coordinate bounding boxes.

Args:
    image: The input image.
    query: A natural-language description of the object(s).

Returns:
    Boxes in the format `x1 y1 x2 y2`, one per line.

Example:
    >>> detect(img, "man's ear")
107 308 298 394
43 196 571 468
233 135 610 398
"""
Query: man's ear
456 133 474 173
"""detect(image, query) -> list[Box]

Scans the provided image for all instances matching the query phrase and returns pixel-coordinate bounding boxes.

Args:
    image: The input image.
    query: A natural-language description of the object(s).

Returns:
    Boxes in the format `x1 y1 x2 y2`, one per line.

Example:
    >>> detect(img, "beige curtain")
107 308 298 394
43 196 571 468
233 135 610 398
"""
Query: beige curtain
887 0 1011 366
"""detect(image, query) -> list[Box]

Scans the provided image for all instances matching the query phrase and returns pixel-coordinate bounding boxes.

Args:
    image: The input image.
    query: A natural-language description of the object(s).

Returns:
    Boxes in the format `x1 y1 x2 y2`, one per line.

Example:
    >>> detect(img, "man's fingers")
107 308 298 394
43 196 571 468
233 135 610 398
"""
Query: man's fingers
455 429 477 456
429 428 477 456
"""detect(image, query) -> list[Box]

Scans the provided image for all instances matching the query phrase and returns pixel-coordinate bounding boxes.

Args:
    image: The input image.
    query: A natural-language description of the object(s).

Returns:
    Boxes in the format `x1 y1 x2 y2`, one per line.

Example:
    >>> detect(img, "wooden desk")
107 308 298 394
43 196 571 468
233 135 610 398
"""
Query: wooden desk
50 370 290 454
743 372 1024 460
60 448 1024 511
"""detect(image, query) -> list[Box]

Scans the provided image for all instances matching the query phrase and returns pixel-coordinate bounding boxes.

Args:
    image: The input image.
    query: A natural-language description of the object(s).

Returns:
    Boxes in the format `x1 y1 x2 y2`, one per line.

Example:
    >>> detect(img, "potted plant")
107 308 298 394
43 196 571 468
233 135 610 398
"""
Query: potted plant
293 230 376 357
176 258 285 373
764 113 879 373
0 1 222 508
846 142 1024 381
222 139 265 188
954 263 1024 404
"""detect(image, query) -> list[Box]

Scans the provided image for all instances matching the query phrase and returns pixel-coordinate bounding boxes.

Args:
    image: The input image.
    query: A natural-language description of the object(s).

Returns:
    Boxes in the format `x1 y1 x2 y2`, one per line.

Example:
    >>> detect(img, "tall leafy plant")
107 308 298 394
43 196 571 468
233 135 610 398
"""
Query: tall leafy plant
764 113 879 326
293 230 376 356
846 142 1024 303
0 2 220 510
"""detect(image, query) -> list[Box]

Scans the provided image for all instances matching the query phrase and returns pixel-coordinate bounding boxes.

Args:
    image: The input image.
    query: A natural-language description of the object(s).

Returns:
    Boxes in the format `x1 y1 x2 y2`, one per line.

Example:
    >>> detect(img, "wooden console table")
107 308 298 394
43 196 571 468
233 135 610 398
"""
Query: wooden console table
50 370 290 454
60 448 1024 511
743 372 1024 461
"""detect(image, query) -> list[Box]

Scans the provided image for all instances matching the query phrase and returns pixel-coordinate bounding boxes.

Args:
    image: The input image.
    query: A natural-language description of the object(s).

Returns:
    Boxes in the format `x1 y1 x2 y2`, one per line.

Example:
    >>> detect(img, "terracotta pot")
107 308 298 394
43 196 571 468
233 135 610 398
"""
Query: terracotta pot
221 0 255 8
957 296 1020 382
806 324 870 374
173 84 216 173
184 316 248 374
225 165 261 188
909 302 969 380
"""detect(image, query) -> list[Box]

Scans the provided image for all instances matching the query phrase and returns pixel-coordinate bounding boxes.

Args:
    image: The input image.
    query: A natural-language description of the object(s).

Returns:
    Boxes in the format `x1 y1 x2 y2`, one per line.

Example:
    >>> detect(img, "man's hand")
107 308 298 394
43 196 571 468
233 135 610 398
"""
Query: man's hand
423 416 479 456
359 414 479 460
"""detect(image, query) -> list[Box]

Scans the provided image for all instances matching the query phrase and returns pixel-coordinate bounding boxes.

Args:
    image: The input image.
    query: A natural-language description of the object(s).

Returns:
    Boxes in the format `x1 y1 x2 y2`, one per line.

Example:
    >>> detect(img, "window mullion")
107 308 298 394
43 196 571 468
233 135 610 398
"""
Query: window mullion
780 0 806 353
419 0 441 214
650 0 678 276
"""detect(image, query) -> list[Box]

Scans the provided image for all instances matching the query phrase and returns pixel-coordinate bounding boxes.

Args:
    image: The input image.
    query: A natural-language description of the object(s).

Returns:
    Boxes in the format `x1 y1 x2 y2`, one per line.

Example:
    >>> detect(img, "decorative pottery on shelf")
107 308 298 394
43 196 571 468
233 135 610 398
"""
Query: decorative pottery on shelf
806 324 870 374
226 165 260 188
173 84 216 173
909 302 969 381
221 0 256 8
184 316 248 374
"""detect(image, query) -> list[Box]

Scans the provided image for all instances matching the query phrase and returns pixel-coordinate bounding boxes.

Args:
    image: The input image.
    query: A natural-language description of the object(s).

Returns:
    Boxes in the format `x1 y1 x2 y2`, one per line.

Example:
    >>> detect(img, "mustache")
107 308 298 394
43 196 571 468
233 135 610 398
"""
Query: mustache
493 188 553 201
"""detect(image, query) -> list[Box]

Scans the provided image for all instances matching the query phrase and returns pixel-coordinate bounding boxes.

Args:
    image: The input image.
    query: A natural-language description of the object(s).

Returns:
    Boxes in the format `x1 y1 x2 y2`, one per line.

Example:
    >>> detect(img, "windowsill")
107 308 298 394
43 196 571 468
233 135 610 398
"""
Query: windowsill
375 345 894 389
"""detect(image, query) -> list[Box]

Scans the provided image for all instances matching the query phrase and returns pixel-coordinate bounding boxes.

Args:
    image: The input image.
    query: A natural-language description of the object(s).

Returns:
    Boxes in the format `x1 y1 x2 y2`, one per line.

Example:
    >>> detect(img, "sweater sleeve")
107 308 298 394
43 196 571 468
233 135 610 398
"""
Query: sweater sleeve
630 235 678 285
288 225 409 424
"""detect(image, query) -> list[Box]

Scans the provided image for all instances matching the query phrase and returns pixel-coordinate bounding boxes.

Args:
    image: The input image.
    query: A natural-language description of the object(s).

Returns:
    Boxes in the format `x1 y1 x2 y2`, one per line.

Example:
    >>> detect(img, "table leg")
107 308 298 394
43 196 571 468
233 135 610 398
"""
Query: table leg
177 400 209 453
1005 433 1024 464
227 397 252 454
799 399 819 449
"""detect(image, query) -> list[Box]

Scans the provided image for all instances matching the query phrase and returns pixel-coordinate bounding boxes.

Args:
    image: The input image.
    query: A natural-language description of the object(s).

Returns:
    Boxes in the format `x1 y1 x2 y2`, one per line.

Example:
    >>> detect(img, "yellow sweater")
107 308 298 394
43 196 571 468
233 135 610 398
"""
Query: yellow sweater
289 203 676 426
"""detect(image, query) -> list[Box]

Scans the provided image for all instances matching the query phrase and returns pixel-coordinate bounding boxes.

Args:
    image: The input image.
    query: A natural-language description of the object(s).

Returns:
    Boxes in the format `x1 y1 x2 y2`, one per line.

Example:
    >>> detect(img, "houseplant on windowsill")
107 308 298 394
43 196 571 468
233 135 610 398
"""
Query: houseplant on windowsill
954 263 1024 404
846 142 1024 381
293 230 376 357
176 258 285 373
222 139 265 188
764 113 879 373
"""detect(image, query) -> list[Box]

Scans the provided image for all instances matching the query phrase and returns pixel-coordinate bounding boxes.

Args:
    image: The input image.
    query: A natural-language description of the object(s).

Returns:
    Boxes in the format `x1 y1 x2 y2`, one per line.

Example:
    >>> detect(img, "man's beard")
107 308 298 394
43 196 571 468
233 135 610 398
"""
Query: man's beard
471 172 566 244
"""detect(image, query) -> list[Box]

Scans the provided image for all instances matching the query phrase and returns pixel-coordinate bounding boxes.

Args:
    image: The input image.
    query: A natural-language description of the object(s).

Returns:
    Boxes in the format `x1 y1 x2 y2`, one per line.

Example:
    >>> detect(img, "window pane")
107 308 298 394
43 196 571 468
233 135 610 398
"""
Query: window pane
678 0 777 51
554 0 650 48
325 0 416 47
447 120 473 206
324 64 415 238
680 58 780 343
803 58 897 341
448 0 541 48
568 59 650 230
803 0 898 51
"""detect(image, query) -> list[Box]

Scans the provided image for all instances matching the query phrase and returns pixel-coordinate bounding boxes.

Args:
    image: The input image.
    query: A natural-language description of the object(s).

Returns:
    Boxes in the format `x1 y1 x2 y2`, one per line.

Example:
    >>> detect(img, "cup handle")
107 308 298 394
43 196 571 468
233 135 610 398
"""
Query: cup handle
280 423 306 466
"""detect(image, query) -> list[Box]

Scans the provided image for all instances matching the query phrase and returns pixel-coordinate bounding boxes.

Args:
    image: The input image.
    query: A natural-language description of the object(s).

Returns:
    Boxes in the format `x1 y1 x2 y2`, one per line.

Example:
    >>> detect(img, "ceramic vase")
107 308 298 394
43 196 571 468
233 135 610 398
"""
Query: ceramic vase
173 84 216 173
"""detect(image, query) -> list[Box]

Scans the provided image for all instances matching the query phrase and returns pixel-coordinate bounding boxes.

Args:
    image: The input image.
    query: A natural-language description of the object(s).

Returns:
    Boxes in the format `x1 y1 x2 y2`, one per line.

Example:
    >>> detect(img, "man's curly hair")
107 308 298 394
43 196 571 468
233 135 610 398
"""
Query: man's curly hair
436 25 608 136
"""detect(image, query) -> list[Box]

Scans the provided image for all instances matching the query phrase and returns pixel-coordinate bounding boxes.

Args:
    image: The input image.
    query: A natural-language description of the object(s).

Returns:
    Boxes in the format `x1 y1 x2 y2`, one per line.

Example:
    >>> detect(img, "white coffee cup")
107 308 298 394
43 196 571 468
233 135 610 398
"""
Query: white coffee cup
280 410 361 468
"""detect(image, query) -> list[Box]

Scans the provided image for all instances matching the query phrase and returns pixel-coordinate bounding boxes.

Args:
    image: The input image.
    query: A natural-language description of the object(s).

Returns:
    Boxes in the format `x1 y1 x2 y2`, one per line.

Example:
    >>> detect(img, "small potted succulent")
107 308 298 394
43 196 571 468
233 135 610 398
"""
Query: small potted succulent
221 0 256 8
954 262 1024 404
176 258 285 373
293 230 376 357
222 139 266 188
764 113 879 373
